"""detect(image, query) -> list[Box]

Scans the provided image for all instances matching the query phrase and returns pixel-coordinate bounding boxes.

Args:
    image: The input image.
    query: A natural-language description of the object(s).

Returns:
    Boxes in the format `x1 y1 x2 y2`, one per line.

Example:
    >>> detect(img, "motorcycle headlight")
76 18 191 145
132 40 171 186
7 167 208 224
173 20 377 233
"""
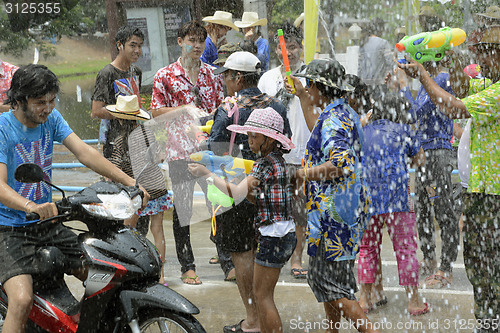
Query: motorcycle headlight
82 190 142 220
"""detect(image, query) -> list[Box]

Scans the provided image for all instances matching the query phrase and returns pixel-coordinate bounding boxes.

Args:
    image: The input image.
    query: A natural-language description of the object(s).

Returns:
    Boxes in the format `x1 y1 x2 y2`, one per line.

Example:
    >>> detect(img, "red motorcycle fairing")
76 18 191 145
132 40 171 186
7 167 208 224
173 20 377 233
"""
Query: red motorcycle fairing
28 294 79 333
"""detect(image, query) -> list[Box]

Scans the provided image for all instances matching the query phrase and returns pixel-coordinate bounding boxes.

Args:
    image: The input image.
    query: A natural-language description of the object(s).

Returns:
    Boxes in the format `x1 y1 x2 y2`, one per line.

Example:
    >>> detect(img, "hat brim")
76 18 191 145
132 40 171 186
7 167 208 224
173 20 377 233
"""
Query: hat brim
202 17 239 31
227 124 295 150
294 73 354 92
213 57 227 65
213 66 229 75
106 105 151 120
234 18 268 28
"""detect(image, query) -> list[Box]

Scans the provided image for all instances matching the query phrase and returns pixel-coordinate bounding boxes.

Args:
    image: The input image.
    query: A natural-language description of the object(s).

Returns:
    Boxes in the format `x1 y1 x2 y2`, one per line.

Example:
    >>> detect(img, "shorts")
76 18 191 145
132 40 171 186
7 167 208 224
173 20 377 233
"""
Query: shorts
210 200 257 253
138 192 173 216
0 223 84 284
307 239 358 303
287 164 307 227
255 232 297 268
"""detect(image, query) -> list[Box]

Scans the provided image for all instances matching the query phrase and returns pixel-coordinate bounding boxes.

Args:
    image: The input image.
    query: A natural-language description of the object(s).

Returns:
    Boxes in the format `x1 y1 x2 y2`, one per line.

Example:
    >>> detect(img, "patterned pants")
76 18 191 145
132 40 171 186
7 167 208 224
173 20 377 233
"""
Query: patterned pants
462 192 500 331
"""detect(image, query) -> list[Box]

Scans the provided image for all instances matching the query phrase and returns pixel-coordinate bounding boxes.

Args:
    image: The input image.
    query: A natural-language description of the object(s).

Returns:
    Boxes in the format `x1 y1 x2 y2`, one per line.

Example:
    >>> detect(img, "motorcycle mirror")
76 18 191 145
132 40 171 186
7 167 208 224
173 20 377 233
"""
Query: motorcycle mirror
15 163 45 183
14 163 67 199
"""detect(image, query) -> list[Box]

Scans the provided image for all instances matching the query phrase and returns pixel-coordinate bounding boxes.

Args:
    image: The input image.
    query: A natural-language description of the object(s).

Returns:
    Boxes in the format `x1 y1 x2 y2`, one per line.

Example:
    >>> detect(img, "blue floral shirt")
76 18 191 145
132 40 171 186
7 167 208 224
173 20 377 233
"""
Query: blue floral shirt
304 99 371 261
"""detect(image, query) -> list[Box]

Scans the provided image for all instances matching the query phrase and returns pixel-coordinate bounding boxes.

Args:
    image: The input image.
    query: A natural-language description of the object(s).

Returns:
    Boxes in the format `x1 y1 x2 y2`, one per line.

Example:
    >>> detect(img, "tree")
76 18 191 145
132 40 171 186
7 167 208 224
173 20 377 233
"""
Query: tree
0 0 106 57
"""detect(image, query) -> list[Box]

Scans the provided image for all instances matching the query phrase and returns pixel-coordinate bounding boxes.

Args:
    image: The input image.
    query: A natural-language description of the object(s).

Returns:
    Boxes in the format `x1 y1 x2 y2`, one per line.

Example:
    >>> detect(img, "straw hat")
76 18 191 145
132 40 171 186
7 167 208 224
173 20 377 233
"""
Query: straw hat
475 6 500 21
106 95 150 120
235 12 267 28
202 11 239 31
294 13 305 28
473 25 500 45
227 107 294 150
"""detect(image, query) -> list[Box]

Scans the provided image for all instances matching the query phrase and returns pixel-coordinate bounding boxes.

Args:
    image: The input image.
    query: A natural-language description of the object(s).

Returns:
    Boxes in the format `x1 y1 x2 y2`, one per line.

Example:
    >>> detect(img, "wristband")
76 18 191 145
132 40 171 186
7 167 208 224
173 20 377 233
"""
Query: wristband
24 200 33 212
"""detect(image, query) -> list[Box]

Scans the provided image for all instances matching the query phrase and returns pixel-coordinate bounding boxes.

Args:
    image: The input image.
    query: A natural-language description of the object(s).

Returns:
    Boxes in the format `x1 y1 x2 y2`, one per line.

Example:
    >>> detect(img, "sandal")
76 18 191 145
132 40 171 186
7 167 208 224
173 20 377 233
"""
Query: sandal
291 268 307 279
421 274 451 289
180 275 202 285
209 256 219 265
409 302 430 316
223 320 260 333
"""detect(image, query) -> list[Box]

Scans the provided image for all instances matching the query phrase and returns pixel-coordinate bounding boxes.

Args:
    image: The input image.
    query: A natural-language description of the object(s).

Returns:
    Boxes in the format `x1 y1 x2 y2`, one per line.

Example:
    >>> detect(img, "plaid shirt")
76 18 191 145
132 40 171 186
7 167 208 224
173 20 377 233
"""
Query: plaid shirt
249 151 294 227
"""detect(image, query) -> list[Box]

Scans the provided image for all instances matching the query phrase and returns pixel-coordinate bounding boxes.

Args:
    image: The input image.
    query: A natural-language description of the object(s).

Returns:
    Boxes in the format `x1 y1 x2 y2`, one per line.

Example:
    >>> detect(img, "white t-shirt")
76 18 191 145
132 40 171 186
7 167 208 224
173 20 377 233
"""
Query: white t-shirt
258 65 311 165
259 219 296 237
457 118 472 188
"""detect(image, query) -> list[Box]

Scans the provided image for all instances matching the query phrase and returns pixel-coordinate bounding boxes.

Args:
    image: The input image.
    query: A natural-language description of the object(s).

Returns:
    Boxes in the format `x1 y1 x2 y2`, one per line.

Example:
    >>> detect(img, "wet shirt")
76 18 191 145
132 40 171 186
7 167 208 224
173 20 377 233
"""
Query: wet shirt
255 37 271 72
208 87 291 161
249 151 294 229
362 119 420 215
0 110 73 227
91 64 142 157
304 99 371 261
0 61 18 103
150 59 224 161
200 36 218 66
402 72 454 151
462 80 500 195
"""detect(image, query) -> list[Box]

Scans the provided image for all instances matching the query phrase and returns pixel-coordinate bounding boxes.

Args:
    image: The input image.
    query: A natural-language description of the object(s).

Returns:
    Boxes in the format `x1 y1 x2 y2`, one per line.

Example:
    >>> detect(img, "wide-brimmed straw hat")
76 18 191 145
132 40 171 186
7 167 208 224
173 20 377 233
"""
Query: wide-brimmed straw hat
203 11 239 31
106 95 150 120
295 58 353 92
235 12 267 28
475 6 500 21
472 25 500 45
227 107 294 150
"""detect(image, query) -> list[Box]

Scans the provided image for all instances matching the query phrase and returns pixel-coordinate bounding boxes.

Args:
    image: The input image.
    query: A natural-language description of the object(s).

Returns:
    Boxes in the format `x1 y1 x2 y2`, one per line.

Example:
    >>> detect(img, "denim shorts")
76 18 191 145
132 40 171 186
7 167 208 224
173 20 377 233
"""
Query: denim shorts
255 232 297 268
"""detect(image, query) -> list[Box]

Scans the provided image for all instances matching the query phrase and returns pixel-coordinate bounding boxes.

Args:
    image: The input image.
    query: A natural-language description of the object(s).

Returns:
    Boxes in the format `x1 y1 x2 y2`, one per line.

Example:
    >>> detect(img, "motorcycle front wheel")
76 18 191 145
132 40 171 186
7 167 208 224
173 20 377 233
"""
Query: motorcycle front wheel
136 309 206 333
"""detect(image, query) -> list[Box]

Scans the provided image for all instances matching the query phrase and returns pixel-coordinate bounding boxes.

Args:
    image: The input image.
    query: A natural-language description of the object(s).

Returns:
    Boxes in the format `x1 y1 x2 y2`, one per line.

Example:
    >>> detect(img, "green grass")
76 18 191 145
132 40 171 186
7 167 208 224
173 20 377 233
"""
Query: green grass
47 59 110 78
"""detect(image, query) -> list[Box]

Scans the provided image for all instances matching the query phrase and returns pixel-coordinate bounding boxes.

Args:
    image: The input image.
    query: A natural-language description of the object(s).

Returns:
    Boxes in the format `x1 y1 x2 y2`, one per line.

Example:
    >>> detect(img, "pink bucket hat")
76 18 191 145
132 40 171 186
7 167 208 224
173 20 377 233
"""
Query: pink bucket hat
227 107 295 150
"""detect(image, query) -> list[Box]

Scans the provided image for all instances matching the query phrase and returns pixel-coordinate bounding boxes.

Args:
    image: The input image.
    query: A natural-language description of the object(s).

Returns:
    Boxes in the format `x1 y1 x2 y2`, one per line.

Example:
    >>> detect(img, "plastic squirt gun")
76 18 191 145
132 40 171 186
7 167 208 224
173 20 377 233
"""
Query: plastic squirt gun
396 27 466 64
190 150 254 180
277 29 296 94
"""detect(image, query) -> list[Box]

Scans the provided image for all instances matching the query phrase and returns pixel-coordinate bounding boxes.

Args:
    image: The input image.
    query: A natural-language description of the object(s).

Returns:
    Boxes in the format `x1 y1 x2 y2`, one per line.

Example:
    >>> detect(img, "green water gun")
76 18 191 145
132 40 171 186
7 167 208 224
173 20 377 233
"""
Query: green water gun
396 27 466 64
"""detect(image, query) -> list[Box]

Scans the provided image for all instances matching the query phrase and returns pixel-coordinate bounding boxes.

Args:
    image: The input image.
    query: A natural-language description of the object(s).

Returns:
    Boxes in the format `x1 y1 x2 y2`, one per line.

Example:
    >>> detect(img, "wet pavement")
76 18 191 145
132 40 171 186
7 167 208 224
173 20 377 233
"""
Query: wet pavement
54 146 477 333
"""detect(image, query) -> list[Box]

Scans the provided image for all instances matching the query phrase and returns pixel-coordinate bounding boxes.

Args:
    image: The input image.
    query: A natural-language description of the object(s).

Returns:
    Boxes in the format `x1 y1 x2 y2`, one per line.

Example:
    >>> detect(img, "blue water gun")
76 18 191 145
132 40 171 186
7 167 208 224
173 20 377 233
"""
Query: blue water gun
189 150 254 180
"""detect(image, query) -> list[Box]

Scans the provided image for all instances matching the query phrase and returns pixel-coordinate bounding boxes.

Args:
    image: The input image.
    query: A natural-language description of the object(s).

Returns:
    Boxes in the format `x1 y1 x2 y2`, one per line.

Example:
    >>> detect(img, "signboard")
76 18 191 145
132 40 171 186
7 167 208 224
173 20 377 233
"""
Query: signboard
127 17 152 72
163 5 192 63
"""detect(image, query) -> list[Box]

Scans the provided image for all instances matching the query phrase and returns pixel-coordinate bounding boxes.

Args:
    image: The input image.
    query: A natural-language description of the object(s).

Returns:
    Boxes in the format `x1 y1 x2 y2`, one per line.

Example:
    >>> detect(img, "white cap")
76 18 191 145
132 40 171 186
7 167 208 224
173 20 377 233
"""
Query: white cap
213 51 261 74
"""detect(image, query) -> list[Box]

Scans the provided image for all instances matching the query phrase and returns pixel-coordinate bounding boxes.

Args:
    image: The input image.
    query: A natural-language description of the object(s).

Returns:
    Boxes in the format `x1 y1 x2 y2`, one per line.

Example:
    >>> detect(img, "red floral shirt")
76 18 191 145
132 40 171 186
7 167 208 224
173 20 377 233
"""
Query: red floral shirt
151 59 223 161
0 61 18 103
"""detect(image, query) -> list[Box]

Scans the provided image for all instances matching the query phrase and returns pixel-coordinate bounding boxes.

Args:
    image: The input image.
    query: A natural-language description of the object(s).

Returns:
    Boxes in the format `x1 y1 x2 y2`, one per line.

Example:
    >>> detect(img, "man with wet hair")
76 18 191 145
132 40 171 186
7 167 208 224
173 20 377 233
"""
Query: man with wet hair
150 20 224 285
209 51 291 333
0 64 148 333
91 25 144 159
258 22 310 279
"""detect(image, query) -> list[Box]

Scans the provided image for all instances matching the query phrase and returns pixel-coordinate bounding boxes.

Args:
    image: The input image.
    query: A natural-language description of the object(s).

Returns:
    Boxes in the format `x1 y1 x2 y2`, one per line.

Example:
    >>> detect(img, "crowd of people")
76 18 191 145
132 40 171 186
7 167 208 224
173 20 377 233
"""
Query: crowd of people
0 4 498 333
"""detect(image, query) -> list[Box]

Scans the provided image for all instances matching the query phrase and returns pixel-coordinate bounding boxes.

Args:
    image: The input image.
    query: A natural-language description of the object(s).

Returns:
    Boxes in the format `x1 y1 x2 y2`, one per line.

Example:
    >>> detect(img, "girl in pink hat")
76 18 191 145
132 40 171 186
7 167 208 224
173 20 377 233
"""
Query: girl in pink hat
189 107 295 333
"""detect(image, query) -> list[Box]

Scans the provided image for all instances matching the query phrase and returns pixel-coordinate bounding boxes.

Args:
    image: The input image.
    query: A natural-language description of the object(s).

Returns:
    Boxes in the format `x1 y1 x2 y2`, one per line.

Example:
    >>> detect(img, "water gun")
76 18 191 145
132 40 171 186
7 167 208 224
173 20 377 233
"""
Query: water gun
277 29 296 94
190 150 254 180
396 27 466 64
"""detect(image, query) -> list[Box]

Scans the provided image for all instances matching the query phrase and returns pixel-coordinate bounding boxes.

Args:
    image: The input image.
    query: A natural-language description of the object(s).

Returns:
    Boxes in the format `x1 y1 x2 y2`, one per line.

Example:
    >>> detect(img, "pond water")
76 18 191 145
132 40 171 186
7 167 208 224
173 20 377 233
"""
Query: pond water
55 74 99 140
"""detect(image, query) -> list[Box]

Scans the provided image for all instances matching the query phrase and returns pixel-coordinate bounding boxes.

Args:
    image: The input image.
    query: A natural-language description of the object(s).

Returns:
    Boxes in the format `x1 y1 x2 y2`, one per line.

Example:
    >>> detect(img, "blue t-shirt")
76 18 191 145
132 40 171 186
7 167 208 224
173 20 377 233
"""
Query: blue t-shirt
200 36 218 67
0 109 73 226
255 37 270 72
401 72 454 151
362 119 420 215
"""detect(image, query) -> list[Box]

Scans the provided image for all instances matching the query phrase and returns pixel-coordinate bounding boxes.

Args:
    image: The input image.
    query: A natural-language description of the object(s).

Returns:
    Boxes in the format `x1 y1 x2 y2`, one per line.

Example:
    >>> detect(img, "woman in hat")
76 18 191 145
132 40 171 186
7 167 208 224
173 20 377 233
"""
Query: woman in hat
235 12 270 72
189 107 296 333
289 59 379 332
201 11 239 66
107 95 173 285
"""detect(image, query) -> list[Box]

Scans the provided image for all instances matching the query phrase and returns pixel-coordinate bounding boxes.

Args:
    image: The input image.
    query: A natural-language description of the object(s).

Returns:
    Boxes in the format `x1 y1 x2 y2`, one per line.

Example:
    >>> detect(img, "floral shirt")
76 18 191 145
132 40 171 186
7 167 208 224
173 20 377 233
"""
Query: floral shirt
150 59 224 161
462 80 500 195
304 99 371 261
0 61 18 103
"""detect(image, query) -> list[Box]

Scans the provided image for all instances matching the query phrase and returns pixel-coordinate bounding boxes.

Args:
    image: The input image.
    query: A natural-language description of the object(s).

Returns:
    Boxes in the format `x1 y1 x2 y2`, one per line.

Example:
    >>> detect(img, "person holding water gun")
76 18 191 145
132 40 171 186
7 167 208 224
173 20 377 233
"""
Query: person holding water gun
259 22 311 279
389 24 463 290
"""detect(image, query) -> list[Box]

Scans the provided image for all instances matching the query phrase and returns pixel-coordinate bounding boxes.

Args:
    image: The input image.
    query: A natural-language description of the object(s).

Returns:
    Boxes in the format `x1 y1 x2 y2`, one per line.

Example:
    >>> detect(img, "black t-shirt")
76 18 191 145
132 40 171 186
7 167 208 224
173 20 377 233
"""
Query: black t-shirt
92 64 142 158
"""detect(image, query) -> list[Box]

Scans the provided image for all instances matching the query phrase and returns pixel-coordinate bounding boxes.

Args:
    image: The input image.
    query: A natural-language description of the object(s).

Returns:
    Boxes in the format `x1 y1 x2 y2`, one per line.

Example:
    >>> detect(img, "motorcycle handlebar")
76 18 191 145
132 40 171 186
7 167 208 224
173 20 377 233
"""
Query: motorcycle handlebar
26 212 40 221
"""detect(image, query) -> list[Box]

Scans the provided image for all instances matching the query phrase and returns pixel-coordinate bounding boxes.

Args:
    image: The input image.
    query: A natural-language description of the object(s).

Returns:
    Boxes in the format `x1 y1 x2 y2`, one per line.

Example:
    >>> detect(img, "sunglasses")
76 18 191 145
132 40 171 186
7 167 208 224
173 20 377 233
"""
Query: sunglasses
305 79 315 88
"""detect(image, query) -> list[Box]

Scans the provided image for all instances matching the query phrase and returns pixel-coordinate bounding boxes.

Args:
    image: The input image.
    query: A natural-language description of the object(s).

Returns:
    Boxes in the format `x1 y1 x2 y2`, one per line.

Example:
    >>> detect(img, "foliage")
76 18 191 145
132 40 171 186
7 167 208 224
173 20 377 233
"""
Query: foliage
269 0 303 25
0 0 106 57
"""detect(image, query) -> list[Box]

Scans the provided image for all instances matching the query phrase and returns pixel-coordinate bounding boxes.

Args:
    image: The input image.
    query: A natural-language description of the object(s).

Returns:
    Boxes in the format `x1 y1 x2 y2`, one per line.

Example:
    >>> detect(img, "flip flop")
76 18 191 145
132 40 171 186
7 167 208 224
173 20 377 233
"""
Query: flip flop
374 296 388 308
421 274 451 289
223 319 260 333
180 275 202 285
409 302 430 316
291 268 307 279
209 256 219 264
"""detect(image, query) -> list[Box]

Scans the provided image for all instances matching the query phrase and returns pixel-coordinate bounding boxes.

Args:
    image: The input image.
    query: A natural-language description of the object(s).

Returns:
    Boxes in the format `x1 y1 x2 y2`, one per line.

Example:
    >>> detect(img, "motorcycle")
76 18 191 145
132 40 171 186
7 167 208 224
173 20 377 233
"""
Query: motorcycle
0 163 206 333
